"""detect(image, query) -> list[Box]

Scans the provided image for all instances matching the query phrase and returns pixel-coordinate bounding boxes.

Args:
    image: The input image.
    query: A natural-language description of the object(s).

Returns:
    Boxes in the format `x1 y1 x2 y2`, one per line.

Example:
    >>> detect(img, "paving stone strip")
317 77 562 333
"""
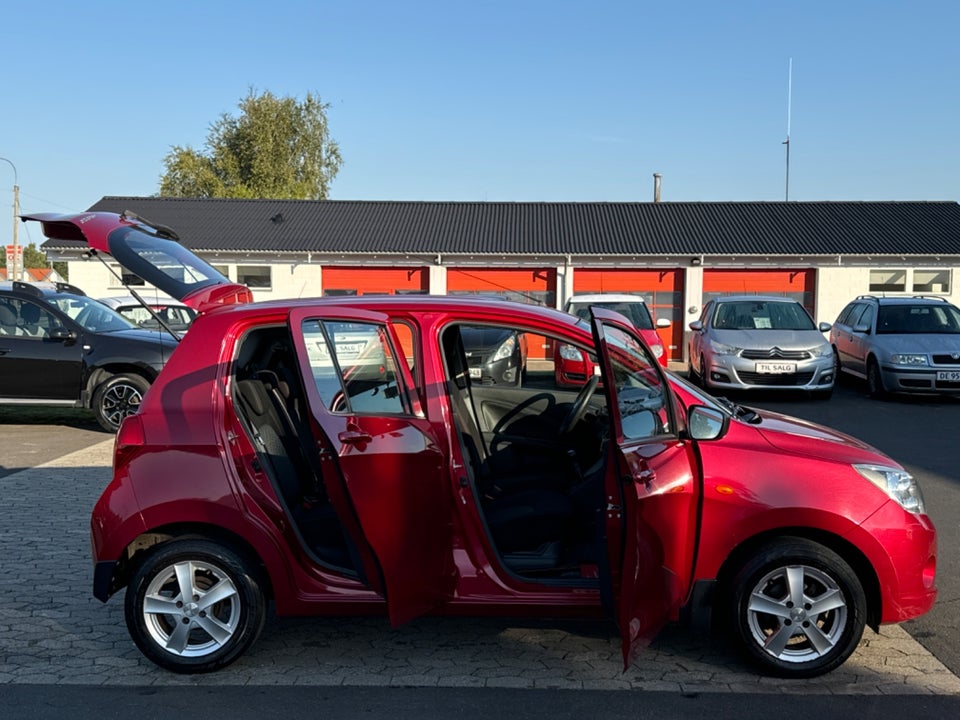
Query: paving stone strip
1 440 957 694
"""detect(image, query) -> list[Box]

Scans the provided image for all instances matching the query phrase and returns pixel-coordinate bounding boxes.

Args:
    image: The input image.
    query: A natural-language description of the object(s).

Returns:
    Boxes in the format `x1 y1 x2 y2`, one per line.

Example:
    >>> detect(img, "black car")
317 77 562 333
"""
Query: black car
460 325 527 385
0 281 178 431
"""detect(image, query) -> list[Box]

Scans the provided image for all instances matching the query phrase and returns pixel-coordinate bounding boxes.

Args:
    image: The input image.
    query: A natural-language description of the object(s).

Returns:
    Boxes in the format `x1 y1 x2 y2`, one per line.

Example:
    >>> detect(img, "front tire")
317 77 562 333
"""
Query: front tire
866 357 887 399
728 538 866 678
92 373 151 432
698 354 711 390
125 540 267 673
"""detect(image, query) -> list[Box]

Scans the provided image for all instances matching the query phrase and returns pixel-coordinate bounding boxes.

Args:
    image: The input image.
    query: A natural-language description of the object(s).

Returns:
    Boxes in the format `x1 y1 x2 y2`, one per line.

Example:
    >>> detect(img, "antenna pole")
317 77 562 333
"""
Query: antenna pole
783 58 792 201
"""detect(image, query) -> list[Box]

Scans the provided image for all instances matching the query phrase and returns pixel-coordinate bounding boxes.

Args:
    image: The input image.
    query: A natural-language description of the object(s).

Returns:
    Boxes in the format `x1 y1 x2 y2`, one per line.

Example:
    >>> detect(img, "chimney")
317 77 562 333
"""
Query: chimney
653 173 662 203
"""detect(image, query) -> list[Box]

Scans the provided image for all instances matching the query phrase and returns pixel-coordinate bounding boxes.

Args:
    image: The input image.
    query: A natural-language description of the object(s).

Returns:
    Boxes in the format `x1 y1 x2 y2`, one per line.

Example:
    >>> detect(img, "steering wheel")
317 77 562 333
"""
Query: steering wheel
558 375 600 436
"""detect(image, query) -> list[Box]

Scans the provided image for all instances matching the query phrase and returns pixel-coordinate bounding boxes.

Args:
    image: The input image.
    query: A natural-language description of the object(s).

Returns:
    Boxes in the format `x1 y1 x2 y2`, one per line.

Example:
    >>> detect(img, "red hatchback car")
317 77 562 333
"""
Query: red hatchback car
23 211 937 678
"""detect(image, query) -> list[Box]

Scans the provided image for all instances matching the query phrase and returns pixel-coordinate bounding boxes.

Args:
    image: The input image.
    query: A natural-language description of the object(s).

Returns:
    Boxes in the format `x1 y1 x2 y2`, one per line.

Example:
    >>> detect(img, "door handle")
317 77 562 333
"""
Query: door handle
338 429 373 445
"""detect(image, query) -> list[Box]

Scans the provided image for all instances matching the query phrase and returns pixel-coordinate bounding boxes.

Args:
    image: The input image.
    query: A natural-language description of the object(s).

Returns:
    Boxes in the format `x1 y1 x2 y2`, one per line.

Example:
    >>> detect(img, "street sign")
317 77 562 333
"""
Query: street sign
6 244 23 279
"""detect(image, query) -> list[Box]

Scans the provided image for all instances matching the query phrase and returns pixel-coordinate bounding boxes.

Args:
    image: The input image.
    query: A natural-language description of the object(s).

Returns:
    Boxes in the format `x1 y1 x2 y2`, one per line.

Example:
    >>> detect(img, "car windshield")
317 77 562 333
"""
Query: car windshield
44 293 137 332
712 301 815 331
876 304 960 334
568 301 654 329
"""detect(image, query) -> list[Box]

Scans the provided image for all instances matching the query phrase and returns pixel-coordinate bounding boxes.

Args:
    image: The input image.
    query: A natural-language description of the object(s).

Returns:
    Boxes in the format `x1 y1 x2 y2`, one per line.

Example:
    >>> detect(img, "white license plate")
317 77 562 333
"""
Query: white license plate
755 362 796 374
336 342 366 355
936 370 960 382
469 367 482 379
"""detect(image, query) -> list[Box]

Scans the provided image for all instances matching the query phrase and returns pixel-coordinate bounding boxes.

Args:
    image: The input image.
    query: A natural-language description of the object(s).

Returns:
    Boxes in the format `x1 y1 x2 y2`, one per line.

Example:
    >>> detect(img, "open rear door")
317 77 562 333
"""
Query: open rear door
590 307 701 667
289 305 457 625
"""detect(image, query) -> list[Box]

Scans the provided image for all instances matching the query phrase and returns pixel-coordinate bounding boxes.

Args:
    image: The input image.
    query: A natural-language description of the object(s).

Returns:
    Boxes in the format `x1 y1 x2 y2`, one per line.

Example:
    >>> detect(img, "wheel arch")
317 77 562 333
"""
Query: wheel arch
84 364 157 408
711 528 882 632
105 523 275 604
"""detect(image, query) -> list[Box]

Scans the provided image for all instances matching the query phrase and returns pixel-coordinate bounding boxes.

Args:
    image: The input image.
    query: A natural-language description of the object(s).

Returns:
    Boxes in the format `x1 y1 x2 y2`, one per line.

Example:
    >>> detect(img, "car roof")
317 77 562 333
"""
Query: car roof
213 294 582 327
855 294 953 306
0 280 86 298
711 295 802 304
99 294 189 308
566 293 646 304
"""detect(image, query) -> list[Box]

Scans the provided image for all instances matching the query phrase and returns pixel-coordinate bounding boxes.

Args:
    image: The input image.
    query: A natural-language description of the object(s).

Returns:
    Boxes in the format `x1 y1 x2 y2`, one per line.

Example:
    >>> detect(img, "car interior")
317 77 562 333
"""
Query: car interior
230 322 612 588
440 324 610 582
232 325 361 576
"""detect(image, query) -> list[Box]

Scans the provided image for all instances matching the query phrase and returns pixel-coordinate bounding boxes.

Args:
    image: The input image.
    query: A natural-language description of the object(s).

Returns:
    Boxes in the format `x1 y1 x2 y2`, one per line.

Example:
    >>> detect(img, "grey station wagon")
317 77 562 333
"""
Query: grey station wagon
830 295 960 397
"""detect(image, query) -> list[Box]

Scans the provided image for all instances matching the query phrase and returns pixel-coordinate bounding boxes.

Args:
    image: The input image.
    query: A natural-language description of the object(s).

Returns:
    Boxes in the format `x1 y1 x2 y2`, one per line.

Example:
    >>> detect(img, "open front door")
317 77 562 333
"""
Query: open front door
289 306 457 625
590 307 701 667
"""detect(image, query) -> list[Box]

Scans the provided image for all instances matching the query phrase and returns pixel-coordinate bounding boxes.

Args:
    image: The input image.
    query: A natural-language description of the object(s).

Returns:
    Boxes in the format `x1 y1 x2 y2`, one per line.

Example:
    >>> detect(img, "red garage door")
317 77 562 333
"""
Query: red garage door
574 268 684 361
322 267 429 295
447 267 557 359
702 269 815 316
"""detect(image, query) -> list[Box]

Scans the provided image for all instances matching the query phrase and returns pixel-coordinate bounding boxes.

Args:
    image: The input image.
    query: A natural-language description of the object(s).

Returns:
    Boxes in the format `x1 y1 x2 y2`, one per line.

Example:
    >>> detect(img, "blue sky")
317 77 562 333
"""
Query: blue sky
1 1 958 248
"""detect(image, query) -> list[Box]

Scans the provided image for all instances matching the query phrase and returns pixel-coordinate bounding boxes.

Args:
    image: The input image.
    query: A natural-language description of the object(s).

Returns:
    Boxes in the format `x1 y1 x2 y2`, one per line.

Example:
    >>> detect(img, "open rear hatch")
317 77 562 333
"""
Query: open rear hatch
20 211 253 312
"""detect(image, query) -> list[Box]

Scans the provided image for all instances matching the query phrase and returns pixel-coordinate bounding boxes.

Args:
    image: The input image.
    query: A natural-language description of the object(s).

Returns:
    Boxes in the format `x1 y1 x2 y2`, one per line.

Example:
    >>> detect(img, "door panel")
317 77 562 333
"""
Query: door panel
289 307 456 625
590 308 700 666
0 300 83 401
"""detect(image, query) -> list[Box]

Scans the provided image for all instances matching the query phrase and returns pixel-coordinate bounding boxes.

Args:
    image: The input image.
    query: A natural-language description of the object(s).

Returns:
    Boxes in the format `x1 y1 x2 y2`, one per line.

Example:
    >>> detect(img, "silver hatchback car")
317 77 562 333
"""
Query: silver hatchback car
830 295 960 397
688 296 835 398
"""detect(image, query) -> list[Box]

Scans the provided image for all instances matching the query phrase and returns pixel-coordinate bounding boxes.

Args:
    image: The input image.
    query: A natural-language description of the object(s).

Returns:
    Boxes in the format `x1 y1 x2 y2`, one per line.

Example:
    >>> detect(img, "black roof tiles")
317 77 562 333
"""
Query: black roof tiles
55 197 960 258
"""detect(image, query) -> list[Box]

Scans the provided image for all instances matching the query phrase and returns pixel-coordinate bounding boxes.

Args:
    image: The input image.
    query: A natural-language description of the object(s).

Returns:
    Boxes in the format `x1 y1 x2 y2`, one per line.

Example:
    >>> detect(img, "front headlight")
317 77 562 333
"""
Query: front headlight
558 343 582 361
889 353 928 366
491 335 517 362
810 343 833 358
854 464 926 514
709 339 739 356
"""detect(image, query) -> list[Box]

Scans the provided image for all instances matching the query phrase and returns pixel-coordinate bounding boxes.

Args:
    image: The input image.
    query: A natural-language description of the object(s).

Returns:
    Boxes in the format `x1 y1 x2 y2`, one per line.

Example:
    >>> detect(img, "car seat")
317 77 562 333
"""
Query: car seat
441 326 575 556
0 304 17 335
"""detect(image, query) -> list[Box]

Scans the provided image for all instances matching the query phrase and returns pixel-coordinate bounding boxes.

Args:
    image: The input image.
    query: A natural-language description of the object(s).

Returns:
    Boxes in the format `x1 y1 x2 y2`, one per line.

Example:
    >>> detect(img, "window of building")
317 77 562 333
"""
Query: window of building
869 269 906 293
107 264 146 289
211 264 230 279
913 269 950 294
237 265 271 289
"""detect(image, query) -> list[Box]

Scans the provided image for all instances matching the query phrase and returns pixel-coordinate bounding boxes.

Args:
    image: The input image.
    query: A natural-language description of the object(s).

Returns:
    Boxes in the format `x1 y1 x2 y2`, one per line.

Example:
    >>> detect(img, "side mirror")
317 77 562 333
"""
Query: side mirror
853 324 871 334
818 322 832 333
688 405 726 441
688 320 704 332
656 318 672 328
49 326 77 345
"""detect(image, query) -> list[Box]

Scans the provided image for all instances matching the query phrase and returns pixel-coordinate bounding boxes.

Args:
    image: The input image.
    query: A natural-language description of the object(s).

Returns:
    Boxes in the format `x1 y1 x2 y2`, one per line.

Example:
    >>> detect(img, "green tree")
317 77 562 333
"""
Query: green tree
159 89 342 199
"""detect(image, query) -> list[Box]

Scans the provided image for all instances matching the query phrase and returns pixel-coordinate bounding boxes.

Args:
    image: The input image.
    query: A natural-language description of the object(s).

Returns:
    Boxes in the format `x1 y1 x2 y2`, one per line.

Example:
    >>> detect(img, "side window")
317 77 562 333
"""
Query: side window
857 304 875 331
835 302 856 326
0 298 20 335
601 324 670 441
843 303 866 328
11 300 56 339
392 321 418 374
699 302 712 326
301 319 407 415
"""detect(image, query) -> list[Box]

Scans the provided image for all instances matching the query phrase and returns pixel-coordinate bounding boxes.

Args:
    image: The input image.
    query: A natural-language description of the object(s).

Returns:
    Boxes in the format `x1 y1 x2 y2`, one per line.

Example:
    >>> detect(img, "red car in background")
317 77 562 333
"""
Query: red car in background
556 294 671 386
22 211 936 679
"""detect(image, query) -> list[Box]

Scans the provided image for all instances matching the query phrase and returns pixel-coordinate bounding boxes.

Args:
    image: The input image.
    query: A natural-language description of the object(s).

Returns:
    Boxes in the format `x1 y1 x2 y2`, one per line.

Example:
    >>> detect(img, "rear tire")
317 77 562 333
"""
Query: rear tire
125 539 266 673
